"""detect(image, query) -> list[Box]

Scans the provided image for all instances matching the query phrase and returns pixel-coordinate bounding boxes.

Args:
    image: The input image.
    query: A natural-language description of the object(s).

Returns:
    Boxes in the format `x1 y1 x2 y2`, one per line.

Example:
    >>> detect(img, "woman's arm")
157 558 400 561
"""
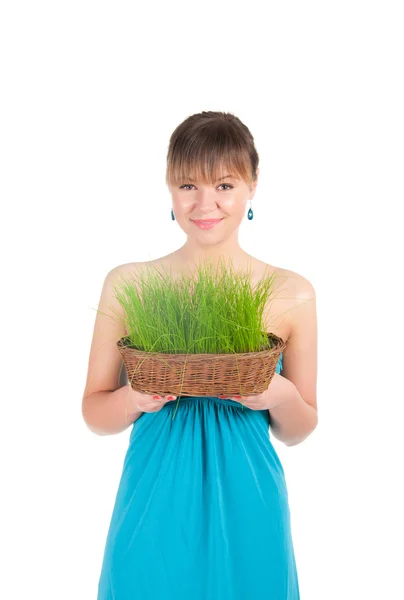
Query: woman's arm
268 376 318 446
269 276 318 446
82 384 143 436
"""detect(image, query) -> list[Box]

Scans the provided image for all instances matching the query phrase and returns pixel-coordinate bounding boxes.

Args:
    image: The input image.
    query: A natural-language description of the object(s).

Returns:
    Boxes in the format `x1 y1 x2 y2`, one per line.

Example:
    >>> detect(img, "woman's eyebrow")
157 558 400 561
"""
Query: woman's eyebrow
186 174 238 182
216 175 232 181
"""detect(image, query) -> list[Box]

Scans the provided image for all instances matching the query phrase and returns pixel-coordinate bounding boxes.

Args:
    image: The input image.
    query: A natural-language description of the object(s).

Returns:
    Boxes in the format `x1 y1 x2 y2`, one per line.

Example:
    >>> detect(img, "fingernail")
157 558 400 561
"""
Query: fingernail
234 396 242 399
167 396 176 400
153 395 161 400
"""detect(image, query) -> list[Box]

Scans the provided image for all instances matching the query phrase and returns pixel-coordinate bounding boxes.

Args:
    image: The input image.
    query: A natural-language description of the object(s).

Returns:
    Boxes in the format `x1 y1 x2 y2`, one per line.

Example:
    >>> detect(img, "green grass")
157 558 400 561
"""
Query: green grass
109 255 287 355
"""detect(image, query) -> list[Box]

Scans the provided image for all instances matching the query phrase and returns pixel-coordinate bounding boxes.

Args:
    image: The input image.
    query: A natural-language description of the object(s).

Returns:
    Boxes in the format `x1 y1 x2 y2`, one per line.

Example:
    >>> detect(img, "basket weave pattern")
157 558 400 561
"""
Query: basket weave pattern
117 332 286 397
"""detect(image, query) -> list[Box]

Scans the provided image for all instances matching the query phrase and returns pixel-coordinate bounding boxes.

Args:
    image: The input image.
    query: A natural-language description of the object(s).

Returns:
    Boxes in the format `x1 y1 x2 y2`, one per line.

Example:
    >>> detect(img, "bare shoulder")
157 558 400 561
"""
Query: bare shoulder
282 267 315 299
273 265 317 414
255 259 313 325
110 261 144 276
278 266 316 330
261 261 314 296
107 261 156 289
280 266 316 323
111 258 171 278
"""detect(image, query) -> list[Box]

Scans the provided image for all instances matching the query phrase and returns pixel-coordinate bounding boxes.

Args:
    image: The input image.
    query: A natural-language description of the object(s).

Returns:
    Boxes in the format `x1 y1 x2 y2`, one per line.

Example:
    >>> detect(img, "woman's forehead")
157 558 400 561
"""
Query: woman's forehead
186 173 239 182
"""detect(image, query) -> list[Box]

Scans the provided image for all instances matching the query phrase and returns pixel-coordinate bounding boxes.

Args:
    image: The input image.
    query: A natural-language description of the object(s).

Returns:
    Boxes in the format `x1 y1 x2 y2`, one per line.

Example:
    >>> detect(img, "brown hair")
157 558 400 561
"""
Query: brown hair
165 111 259 190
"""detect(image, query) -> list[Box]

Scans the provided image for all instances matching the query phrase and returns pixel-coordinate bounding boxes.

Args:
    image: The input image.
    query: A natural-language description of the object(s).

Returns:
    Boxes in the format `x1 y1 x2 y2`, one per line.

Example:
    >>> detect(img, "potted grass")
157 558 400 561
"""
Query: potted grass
108 256 287 419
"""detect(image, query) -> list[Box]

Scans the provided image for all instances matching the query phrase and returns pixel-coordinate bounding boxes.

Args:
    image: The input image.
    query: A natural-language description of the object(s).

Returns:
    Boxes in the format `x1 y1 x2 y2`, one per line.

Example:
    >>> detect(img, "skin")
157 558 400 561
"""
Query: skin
167 167 260 269
83 165 316 430
112 164 317 429
137 166 292 410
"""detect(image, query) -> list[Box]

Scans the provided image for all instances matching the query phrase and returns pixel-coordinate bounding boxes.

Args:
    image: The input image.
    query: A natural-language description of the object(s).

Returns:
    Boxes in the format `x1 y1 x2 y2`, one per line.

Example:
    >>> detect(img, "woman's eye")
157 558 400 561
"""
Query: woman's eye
179 184 233 190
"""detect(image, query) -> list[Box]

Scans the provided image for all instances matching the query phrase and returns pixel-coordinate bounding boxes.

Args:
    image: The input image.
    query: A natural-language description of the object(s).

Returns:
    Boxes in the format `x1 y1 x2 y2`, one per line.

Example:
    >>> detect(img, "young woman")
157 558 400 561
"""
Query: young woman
82 110 318 599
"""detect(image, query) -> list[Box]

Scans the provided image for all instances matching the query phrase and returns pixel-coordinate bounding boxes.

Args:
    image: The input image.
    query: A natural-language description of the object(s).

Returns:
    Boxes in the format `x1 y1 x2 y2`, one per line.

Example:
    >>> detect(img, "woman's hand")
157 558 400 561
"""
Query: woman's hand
218 373 286 410
128 387 177 414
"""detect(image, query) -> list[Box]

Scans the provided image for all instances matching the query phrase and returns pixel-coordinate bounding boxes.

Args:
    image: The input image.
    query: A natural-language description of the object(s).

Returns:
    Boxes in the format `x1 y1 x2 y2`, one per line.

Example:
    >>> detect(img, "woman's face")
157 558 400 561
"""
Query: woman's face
169 168 259 236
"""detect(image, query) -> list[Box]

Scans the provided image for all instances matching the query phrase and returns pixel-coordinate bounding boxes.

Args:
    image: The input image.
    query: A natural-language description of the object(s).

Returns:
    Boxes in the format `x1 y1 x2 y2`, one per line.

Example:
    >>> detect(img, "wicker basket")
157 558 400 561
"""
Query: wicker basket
117 332 286 397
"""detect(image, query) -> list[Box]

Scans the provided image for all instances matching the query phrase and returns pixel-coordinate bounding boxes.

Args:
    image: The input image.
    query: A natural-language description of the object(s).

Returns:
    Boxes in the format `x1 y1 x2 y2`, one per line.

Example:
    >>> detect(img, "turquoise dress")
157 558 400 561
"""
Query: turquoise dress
97 353 300 599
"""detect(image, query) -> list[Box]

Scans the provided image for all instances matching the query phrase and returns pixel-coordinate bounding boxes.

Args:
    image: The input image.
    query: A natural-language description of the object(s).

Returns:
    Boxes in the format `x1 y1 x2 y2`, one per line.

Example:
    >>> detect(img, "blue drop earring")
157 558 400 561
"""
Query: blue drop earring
171 200 253 221
247 198 253 220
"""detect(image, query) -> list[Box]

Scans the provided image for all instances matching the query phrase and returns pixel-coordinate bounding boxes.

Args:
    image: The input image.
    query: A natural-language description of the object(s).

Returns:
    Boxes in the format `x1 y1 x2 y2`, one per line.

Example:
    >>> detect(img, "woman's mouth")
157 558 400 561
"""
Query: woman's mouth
192 219 223 230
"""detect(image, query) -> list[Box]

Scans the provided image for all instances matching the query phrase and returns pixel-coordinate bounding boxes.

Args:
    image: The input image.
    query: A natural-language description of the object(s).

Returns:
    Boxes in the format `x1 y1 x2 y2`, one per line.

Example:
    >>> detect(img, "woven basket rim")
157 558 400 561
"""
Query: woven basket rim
116 331 286 358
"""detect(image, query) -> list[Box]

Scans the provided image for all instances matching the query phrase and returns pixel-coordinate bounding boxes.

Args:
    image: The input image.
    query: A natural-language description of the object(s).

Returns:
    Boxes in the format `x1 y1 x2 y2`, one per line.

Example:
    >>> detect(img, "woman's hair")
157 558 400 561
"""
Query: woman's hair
165 111 259 189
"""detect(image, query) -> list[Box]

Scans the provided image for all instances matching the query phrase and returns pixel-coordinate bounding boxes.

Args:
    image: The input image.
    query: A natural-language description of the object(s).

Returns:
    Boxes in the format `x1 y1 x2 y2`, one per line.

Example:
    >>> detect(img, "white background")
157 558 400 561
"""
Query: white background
1 1 403 598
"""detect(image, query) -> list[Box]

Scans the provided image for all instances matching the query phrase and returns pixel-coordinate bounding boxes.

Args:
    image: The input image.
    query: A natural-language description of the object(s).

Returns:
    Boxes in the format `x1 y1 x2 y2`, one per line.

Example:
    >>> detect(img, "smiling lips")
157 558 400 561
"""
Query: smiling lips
192 219 223 229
